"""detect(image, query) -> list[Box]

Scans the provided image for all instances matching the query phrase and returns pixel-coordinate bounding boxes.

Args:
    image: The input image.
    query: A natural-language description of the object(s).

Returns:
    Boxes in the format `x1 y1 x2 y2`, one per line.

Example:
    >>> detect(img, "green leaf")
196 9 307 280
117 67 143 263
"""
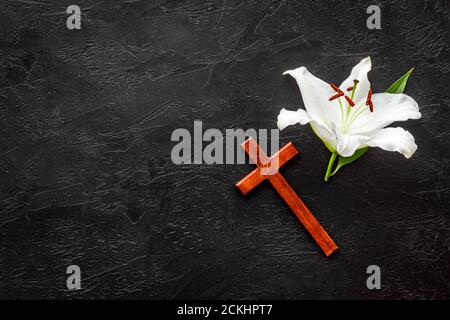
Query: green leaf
328 67 415 178
331 147 368 176
385 67 414 94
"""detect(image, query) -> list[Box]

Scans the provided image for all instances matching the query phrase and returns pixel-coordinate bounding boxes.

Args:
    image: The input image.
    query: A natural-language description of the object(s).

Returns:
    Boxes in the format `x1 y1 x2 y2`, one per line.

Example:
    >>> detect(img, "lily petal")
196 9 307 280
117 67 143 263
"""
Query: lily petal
283 66 342 129
277 108 312 130
340 57 371 106
334 125 369 157
310 121 337 153
348 93 421 134
365 127 418 158
277 108 337 152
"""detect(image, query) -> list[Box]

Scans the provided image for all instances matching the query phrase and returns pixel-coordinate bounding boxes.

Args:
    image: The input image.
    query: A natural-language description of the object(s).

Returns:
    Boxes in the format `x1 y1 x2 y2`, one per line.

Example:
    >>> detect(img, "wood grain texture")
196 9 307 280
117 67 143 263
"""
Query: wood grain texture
235 139 298 195
236 138 338 256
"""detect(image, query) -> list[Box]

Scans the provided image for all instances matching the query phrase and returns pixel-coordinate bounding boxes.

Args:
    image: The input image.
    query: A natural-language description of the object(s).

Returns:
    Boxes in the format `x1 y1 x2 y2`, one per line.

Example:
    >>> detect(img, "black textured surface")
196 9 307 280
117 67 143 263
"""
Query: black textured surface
0 0 449 299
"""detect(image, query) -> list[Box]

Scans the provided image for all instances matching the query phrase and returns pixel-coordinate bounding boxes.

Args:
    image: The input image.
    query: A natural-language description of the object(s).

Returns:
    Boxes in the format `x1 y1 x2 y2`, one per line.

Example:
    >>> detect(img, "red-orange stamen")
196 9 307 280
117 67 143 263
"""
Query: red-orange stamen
365 89 373 112
346 86 353 91
345 95 355 106
329 92 344 101
329 83 345 102
330 83 341 92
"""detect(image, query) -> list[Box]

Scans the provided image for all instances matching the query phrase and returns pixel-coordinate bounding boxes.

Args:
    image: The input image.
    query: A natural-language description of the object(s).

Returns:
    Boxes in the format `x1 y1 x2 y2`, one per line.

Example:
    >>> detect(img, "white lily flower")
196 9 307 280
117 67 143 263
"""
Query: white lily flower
278 57 421 180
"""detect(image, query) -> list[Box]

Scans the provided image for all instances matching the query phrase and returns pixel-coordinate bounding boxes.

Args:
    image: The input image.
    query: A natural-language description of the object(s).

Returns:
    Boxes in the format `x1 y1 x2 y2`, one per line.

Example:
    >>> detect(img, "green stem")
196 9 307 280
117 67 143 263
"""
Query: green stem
324 151 338 182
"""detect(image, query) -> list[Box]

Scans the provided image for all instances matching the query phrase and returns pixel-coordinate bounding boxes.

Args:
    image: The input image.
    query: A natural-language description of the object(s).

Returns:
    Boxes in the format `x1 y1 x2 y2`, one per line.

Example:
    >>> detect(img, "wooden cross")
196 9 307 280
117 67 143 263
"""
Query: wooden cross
235 138 338 256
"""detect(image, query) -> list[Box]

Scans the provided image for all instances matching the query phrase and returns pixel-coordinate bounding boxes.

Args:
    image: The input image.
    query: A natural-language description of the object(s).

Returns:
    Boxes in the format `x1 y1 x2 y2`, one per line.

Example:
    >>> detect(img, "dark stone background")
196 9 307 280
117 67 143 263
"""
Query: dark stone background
0 0 448 299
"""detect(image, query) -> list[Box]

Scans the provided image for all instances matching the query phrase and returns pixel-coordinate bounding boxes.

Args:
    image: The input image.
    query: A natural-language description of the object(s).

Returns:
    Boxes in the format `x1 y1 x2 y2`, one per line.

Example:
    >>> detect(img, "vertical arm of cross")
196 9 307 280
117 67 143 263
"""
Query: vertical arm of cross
267 172 338 256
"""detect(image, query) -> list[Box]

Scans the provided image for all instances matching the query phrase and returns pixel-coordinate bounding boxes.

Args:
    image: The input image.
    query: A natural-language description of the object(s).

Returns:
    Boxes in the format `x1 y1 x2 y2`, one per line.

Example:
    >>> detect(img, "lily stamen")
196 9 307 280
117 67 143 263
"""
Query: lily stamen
329 92 344 101
329 81 358 107
329 83 346 102
366 89 374 112
350 79 359 99
344 95 355 106
330 83 340 92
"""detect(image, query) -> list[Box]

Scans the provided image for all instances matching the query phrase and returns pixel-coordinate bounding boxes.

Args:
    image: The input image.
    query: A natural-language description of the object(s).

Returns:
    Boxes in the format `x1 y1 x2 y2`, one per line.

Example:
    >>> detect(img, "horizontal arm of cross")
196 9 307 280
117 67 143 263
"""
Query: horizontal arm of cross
235 138 299 195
